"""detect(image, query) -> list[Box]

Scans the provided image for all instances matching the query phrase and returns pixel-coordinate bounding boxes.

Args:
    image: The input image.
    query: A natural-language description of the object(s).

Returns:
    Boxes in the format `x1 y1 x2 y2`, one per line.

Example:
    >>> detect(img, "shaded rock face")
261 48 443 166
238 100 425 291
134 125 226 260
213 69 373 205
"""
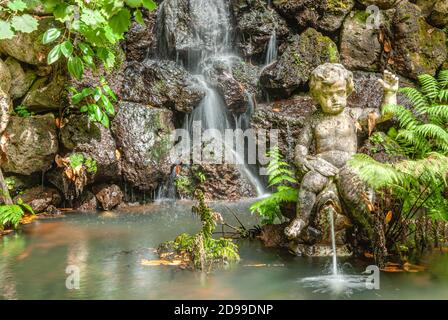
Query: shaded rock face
112 102 175 192
429 0 448 28
260 28 339 98
391 1 447 79
272 0 355 32
231 0 289 61
0 17 60 65
126 9 158 61
13 186 61 213
347 71 413 110
60 115 120 181
251 95 317 164
92 184 123 210
201 56 261 113
21 71 66 112
73 191 98 211
194 164 256 200
4 57 36 100
1 114 58 175
340 10 394 72
260 28 339 99
0 58 11 93
122 60 205 113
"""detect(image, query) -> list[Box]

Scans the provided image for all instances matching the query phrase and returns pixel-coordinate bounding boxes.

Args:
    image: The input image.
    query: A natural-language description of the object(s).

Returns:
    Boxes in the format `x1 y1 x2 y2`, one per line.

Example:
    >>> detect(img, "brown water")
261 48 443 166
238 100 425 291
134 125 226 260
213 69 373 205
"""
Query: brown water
1 200 448 300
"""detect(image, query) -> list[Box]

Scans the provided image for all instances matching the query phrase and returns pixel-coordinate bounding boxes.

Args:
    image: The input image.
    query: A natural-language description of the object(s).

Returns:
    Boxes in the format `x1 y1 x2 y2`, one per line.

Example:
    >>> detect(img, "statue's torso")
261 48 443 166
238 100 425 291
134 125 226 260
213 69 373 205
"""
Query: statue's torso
313 110 358 168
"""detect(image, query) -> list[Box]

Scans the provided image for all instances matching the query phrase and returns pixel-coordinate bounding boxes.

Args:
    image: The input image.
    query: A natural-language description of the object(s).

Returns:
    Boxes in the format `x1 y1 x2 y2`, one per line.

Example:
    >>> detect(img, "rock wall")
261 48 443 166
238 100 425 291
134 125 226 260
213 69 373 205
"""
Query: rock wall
0 0 446 209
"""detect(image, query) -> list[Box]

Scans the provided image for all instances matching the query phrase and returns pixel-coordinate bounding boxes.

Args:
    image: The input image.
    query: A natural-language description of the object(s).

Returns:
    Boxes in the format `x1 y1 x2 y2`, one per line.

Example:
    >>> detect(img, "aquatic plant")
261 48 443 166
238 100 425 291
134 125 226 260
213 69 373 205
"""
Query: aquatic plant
159 190 240 271
250 147 298 225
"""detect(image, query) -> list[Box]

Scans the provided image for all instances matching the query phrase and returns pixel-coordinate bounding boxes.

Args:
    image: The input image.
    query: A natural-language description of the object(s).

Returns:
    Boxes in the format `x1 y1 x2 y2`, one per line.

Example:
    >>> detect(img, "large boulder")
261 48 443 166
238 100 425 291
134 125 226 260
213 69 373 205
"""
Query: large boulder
122 60 205 113
0 17 60 65
13 186 61 213
1 114 58 175
260 28 339 99
92 184 123 210
126 9 158 61
232 0 289 61
0 58 11 93
340 10 394 72
21 72 66 111
391 1 447 79
429 0 448 28
73 190 98 211
60 115 121 180
111 102 175 191
272 0 355 32
201 55 261 113
4 57 37 100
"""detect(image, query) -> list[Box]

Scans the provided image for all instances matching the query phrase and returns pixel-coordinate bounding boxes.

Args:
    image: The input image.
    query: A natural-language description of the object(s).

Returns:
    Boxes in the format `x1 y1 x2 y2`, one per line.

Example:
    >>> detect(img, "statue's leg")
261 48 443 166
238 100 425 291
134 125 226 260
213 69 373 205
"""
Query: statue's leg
285 171 328 239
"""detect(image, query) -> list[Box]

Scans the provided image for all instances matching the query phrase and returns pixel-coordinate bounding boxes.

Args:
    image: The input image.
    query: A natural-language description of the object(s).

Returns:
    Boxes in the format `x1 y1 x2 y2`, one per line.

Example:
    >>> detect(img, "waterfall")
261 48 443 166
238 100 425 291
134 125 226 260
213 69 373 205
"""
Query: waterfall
265 31 277 66
157 0 265 199
328 207 338 276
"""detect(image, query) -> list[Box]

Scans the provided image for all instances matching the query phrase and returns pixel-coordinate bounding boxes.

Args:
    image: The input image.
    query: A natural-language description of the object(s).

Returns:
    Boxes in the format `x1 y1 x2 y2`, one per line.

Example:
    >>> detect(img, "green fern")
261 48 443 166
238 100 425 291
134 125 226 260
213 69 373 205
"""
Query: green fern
250 147 298 225
0 198 35 229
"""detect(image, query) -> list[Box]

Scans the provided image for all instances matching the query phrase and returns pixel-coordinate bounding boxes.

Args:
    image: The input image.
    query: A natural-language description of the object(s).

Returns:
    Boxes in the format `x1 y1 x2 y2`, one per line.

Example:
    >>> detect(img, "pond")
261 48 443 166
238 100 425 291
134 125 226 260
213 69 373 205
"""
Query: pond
1 201 448 300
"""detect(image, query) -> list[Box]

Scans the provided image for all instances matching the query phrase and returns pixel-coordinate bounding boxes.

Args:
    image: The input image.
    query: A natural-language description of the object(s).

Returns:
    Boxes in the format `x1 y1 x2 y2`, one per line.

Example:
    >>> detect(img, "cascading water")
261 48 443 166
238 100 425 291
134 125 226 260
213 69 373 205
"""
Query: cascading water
156 0 265 199
265 31 277 66
328 207 338 276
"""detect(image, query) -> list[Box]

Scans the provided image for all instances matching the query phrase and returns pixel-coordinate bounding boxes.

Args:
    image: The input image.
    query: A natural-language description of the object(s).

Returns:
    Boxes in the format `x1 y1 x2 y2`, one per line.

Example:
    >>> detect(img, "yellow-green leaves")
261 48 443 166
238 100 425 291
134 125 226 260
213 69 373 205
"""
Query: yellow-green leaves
0 1 38 40
142 0 157 11
109 8 131 35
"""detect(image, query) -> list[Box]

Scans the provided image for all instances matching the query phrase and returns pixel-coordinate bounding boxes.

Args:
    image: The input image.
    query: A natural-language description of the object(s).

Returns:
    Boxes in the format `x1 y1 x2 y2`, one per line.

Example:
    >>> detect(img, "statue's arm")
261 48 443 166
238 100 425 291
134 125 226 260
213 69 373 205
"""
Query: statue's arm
294 121 313 171
355 70 399 126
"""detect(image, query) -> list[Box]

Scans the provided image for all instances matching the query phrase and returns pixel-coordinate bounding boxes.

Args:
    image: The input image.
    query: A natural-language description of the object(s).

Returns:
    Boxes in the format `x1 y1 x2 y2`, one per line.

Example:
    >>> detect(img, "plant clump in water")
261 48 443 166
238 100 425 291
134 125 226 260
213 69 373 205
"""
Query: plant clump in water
157 190 240 271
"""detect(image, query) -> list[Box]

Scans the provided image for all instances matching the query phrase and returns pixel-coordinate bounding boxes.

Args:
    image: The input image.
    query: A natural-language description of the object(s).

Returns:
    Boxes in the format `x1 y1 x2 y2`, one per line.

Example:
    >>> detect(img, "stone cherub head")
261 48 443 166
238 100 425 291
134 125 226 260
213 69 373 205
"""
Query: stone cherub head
309 63 355 115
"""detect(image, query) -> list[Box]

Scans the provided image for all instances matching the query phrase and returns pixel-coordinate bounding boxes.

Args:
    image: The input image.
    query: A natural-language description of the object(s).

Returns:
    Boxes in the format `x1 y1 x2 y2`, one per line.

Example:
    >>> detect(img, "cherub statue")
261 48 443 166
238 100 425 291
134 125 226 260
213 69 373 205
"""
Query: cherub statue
285 63 399 244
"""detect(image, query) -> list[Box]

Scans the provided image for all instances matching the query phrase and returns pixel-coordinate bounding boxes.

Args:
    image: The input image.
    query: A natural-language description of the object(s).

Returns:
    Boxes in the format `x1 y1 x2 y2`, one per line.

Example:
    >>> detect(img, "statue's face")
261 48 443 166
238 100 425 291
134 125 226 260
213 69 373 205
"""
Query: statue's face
316 80 348 115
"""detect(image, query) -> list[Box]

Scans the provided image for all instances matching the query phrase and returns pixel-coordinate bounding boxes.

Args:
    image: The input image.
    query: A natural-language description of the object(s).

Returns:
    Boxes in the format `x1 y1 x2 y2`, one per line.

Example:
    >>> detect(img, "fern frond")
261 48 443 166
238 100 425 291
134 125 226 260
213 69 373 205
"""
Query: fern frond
438 70 448 89
438 89 448 102
418 74 440 101
383 103 420 129
399 87 430 114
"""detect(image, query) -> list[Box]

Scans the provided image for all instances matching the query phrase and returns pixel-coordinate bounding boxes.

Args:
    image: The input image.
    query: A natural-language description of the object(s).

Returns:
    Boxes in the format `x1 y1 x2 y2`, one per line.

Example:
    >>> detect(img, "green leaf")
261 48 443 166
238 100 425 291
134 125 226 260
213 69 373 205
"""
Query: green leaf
67 56 84 79
0 21 15 40
81 8 106 27
53 3 74 22
142 0 157 11
100 113 110 128
47 44 62 64
125 0 142 8
82 54 95 69
92 104 103 122
78 42 94 56
108 8 131 36
101 95 115 115
102 84 117 101
71 92 85 105
134 9 144 25
80 105 88 113
10 14 38 33
96 47 116 69
42 28 61 44
93 88 102 102
7 0 27 12
61 40 73 58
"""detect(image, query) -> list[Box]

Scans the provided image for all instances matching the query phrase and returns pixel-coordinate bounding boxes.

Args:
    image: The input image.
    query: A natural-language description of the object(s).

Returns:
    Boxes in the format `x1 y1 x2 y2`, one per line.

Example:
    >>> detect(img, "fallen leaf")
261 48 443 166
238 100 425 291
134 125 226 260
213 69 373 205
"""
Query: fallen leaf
55 154 65 168
175 164 181 175
141 259 183 266
384 40 392 53
272 108 281 113
368 112 378 136
364 252 374 258
385 211 393 225
115 149 121 160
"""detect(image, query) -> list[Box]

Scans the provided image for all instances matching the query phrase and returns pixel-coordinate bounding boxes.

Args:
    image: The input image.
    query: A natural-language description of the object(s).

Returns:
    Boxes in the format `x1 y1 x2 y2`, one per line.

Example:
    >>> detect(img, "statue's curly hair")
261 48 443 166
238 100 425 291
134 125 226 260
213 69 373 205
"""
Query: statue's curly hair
309 63 355 101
